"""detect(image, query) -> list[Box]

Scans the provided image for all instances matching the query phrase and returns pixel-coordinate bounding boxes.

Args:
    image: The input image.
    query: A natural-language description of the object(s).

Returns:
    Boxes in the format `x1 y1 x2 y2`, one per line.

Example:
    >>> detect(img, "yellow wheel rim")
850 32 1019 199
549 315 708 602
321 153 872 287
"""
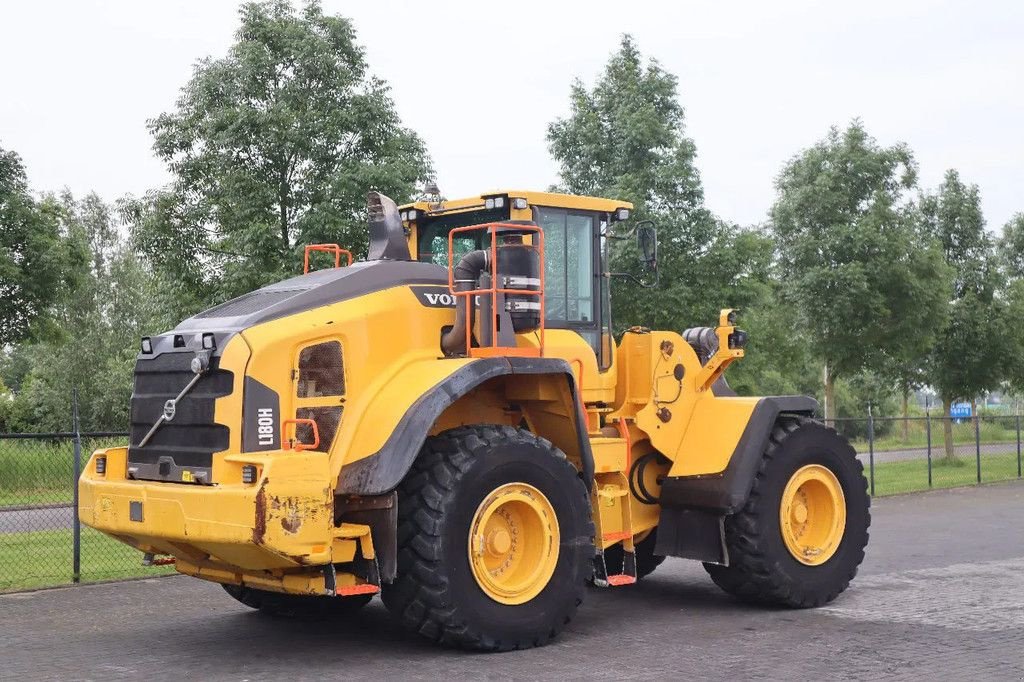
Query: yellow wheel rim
779 464 846 565
467 482 560 605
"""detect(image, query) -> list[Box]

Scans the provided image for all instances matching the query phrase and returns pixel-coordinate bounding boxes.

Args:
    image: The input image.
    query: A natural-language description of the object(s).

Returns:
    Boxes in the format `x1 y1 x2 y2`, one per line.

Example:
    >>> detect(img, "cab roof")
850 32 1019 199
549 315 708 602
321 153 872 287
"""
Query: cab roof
399 190 633 215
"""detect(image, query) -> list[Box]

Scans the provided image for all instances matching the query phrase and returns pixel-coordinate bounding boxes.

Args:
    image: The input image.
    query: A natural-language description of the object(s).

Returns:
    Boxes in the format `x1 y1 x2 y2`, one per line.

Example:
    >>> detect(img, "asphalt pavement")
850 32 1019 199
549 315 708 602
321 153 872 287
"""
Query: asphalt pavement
1 481 1022 681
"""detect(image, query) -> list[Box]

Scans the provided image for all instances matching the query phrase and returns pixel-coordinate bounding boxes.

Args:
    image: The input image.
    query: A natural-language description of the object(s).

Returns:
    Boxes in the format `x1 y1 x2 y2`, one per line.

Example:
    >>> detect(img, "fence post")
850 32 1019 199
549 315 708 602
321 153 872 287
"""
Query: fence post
72 388 82 584
1017 414 1021 479
926 413 932 488
974 412 981 484
867 403 875 496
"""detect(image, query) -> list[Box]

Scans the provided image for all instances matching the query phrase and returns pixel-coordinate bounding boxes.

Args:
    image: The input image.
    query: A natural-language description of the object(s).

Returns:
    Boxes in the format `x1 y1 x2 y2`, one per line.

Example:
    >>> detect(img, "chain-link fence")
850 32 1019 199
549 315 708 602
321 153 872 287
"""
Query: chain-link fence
0 393 175 593
2 404 1023 594
825 415 1024 496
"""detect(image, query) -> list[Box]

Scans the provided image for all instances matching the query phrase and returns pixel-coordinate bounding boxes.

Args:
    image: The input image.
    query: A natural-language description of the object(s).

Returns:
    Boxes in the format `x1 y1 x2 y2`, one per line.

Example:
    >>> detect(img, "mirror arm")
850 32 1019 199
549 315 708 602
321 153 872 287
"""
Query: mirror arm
608 270 659 289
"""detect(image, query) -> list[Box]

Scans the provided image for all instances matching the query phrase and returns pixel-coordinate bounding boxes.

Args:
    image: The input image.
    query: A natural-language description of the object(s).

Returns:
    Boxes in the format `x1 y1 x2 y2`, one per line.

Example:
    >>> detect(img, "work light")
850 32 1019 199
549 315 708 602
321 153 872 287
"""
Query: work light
140 337 152 354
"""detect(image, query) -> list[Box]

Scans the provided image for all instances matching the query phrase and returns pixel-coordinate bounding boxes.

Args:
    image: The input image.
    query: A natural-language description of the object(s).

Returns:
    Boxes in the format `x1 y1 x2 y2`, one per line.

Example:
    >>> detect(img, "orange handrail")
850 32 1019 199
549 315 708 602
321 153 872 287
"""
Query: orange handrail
447 222 545 358
304 244 353 274
283 418 320 451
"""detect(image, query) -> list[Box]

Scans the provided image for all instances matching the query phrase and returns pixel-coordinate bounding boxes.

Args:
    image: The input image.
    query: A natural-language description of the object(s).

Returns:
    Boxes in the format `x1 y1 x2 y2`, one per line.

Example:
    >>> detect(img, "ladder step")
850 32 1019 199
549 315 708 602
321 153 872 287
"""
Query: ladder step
603 531 632 542
336 584 380 596
606 574 637 586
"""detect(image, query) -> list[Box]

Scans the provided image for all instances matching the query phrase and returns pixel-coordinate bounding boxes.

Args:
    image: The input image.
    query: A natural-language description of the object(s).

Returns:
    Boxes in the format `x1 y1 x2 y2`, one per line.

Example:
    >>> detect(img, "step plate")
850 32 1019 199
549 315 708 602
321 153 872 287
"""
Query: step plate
336 584 380 596
606 574 637 586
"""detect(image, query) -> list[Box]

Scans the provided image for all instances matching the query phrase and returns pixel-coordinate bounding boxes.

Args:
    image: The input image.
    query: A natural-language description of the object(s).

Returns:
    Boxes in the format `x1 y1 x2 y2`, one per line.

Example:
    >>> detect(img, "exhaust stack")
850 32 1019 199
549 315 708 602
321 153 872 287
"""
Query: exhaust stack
367 191 411 261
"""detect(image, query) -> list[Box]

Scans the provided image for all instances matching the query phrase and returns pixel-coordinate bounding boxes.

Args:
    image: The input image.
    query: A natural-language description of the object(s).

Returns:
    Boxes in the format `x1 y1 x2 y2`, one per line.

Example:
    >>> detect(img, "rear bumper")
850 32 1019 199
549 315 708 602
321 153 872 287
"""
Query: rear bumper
79 446 337 579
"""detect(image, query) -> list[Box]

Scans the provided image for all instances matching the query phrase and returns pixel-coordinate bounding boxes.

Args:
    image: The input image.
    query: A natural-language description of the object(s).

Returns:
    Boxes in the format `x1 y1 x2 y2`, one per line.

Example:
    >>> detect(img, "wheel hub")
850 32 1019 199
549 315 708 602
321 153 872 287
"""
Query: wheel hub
468 482 560 605
779 464 846 565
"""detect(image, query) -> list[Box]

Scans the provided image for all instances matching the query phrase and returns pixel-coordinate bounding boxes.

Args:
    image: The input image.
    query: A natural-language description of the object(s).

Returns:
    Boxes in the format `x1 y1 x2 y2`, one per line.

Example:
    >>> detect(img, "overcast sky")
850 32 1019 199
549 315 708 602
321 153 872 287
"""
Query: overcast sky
1 0 1021 230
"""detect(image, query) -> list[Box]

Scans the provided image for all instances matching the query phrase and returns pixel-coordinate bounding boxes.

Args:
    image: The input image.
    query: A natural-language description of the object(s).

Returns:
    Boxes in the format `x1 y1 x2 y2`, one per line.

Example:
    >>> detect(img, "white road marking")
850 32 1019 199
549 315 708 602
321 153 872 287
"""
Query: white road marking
821 557 1024 632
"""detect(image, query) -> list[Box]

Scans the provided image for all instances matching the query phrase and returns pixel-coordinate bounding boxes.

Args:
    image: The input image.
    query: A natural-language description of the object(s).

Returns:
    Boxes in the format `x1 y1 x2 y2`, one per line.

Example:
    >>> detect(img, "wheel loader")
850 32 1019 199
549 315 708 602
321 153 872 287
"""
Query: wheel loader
79 189 870 651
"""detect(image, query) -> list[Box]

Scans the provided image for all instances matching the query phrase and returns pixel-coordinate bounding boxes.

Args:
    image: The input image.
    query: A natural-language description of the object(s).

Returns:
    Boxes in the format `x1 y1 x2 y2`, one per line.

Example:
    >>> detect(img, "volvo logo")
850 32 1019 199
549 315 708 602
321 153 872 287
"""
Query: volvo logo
163 399 177 421
410 286 458 308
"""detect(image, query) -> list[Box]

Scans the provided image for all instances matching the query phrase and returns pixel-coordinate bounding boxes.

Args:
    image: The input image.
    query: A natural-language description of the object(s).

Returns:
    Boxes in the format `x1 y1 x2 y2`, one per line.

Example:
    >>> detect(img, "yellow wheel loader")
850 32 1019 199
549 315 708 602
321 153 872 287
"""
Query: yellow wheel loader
79 190 870 651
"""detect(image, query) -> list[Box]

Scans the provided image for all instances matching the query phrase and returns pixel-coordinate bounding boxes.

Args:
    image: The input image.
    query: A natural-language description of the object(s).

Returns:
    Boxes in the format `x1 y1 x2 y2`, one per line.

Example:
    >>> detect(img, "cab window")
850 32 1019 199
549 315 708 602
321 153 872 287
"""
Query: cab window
535 207 595 324
417 206 509 266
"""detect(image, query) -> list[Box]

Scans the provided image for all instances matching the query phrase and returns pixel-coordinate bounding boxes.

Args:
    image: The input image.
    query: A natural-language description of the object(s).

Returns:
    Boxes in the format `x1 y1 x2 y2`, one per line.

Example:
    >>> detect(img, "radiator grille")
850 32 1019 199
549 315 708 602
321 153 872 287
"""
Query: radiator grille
127 352 232 475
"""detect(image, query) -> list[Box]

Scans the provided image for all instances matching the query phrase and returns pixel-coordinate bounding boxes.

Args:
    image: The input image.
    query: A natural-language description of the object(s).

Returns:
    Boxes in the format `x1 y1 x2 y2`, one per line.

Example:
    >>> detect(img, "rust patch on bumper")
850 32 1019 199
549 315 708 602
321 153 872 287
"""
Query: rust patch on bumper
253 480 268 544
269 494 323 535
281 512 302 534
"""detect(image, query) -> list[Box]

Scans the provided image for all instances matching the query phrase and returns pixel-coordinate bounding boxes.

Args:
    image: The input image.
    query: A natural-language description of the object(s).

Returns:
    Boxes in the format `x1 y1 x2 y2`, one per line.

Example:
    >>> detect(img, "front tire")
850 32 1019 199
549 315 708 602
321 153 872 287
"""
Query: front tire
704 418 870 607
382 425 593 651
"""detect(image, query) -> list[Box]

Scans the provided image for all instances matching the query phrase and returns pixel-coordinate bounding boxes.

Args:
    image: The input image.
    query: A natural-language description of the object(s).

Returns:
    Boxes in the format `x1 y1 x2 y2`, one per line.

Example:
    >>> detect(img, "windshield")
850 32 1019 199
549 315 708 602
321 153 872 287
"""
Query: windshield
416 206 510 266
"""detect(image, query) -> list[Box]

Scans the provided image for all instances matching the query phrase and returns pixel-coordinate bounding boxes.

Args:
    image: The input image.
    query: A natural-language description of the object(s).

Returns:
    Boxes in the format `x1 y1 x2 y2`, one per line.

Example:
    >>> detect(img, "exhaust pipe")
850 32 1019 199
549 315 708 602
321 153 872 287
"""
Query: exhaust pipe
441 249 488 356
367 192 411 261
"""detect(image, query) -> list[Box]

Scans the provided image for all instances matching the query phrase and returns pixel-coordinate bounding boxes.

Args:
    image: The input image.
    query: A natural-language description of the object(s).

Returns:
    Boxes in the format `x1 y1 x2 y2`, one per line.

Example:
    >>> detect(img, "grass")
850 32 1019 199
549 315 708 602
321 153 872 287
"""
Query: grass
0 527 174 593
871 451 1023 496
0 437 127 508
847 417 1020 454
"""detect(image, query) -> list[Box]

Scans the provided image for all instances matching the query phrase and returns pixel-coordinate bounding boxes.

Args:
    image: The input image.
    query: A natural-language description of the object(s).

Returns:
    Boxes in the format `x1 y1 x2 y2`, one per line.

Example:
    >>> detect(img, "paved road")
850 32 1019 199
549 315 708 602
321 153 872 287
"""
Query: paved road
2 481 1022 680
857 441 1020 464
0 505 73 534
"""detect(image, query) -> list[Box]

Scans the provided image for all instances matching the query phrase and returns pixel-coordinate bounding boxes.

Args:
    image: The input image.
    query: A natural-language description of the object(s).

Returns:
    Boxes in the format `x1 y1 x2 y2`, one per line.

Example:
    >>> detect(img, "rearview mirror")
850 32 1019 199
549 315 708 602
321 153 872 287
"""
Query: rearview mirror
637 224 657 268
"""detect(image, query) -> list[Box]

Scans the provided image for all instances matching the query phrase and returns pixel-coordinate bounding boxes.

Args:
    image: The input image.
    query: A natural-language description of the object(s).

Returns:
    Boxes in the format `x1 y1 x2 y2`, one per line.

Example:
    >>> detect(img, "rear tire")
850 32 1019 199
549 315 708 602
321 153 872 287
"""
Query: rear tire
381 425 593 651
222 583 372 618
703 418 870 608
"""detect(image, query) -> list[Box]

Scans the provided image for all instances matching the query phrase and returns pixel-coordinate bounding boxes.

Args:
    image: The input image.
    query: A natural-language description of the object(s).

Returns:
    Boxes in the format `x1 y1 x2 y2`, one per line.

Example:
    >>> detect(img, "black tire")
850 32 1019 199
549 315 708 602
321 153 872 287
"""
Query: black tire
381 425 593 651
599 528 666 581
222 583 372 618
703 418 870 608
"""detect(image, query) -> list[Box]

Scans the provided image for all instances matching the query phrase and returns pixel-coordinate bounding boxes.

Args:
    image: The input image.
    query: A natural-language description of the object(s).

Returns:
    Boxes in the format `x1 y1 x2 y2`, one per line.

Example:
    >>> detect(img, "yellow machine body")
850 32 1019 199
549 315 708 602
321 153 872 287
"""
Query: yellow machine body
79 189 810 596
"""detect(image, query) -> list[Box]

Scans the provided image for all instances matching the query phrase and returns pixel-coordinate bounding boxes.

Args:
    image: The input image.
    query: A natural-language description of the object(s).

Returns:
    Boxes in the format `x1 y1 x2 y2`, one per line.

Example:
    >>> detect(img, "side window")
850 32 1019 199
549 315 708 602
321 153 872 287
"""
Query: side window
599 217 613 370
535 208 595 324
297 341 345 397
566 214 594 322
294 340 345 453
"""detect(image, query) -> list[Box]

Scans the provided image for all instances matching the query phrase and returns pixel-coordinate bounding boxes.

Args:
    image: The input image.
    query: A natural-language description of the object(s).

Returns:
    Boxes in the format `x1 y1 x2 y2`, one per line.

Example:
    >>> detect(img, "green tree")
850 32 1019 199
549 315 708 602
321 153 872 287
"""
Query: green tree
9 193 162 431
769 121 951 420
546 35 762 337
1001 214 1024 396
920 170 1007 460
999 212 1024 280
0 146 86 346
132 0 432 305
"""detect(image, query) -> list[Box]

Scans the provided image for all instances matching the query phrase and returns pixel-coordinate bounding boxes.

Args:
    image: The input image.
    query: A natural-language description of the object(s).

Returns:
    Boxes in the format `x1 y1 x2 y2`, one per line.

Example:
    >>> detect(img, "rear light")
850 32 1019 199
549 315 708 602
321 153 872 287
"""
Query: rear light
95 456 107 475
241 465 258 484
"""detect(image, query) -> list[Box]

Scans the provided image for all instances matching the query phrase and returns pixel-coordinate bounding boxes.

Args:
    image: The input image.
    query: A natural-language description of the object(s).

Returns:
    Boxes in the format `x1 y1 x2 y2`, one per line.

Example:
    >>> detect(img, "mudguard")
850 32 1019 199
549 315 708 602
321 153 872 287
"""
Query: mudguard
658 396 818 513
335 357 594 496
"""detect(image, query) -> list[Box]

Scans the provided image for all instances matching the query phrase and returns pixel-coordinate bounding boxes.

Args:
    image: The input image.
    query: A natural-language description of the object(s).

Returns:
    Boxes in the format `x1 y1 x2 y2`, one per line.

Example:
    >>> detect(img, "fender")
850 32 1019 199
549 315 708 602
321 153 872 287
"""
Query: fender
658 396 819 513
335 357 594 496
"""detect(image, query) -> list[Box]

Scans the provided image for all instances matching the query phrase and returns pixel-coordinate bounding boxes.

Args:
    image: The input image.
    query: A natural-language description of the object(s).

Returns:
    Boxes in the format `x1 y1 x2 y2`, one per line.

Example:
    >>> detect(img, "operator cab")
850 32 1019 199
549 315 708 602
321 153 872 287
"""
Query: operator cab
400 191 637 370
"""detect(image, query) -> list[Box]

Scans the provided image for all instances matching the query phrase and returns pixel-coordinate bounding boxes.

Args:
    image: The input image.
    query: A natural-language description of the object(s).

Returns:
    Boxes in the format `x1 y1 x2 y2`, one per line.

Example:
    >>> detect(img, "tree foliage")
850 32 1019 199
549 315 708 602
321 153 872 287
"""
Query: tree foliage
769 121 952 417
133 0 432 304
4 193 162 431
999 212 1024 280
923 170 1009 414
546 35 764 335
0 146 86 345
